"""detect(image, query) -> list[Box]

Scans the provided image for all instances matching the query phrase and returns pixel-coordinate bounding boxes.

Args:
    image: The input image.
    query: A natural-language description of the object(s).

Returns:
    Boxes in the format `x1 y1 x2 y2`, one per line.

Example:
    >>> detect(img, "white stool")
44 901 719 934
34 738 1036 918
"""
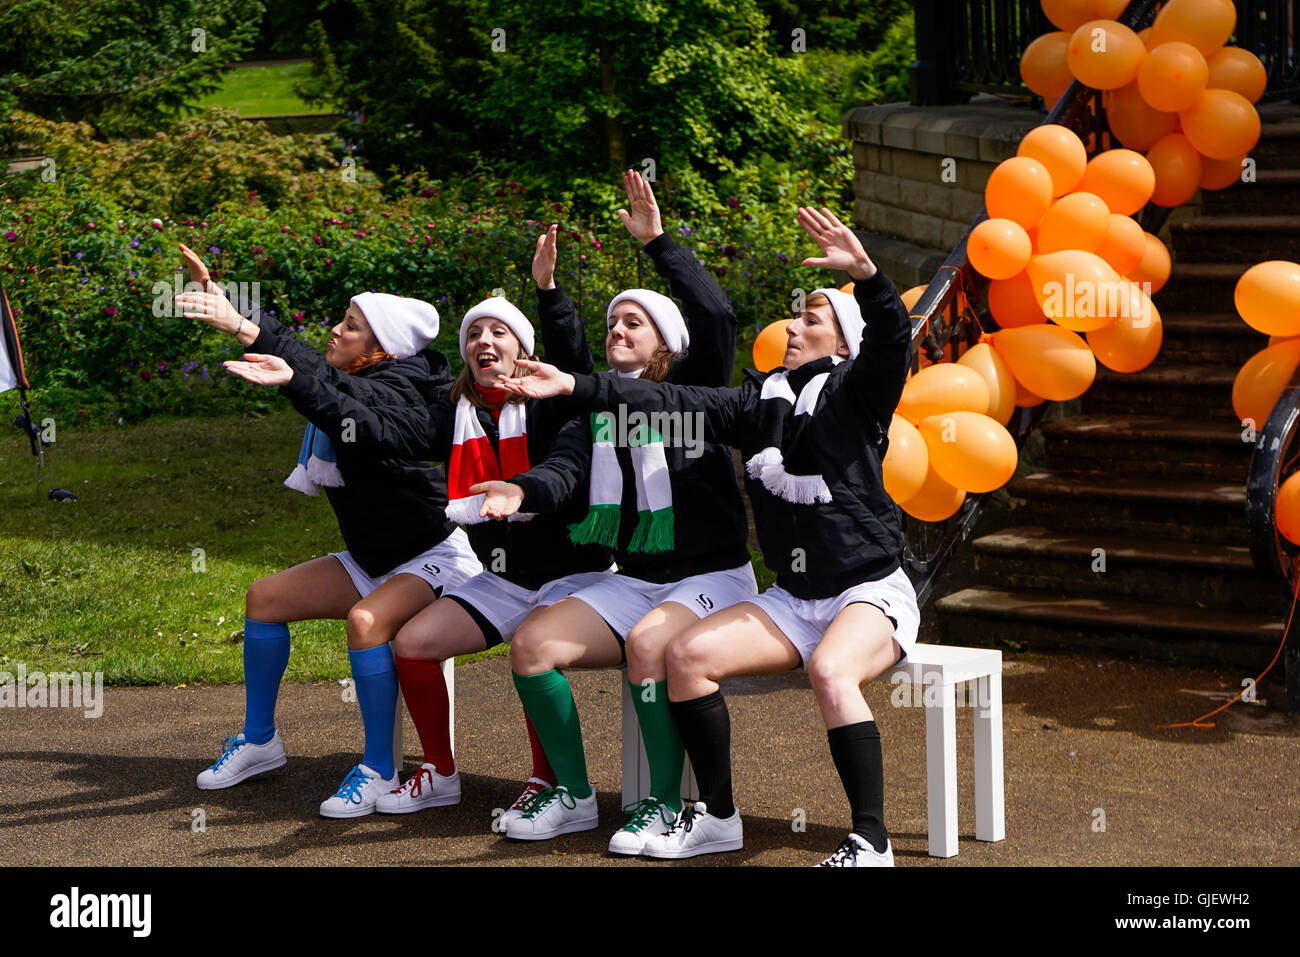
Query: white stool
617 644 1005 858
392 658 454 772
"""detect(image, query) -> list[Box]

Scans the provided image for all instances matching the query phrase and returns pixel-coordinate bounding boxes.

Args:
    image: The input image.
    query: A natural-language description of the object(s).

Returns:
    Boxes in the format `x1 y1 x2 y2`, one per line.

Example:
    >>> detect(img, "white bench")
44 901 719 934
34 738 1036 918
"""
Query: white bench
620 643 1004 858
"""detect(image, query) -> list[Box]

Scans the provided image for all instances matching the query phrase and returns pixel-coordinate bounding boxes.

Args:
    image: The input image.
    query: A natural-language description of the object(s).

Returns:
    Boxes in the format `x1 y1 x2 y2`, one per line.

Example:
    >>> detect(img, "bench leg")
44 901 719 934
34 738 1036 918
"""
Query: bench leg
392 688 405 776
620 680 644 806
924 677 959 858
443 657 455 757
973 672 1004 843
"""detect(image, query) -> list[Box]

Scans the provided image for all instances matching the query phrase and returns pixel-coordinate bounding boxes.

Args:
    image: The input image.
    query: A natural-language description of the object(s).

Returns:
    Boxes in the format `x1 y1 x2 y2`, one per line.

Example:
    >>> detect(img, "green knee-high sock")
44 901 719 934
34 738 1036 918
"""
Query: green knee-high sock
512 670 592 799
629 679 684 813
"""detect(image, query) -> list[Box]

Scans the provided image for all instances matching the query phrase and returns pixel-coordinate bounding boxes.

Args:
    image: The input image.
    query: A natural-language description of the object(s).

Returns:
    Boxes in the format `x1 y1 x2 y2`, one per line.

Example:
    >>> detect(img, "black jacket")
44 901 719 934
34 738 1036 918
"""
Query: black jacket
250 316 460 578
514 232 751 583
565 269 913 599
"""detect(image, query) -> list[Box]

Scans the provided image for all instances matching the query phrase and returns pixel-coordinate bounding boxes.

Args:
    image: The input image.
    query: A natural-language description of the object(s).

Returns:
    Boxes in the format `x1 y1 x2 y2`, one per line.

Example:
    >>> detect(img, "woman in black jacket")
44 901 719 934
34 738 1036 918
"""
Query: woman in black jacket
174 246 483 818
497 207 919 866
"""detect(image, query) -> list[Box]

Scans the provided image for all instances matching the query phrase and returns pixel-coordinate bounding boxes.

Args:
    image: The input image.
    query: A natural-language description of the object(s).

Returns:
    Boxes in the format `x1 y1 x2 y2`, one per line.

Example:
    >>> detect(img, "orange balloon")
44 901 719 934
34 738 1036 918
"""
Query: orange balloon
1041 0 1096 32
899 465 966 522
1235 261 1300 337
1199 153 1248 191
991 324 1097 401
1067 20 1148 90
1207 47 1268 104
957 341 1017 426
1014 378 1047 407
1035 191 1111 255
1180 88 1262 160
1146 132 1204 208
753 319 791 372
896 363 991 423
1232 339 1300 429
988 272 1049 329
1149 0 1237 57
1017 124 1088 196
1137 42 1209 113
1087 297 1163 372
883 415 929 504
1104 82 1180 152
985 157 1054 229
1027 249 1127 332
968 218 1033 280
901 284 927 312
1268 335 1300 350
1129 232 1172 294
1095 214 1146 275
1276 472 1300 545
1075 149 1156 216
918 411 1018 493
1137 26 1153 47
1020 31 1075 99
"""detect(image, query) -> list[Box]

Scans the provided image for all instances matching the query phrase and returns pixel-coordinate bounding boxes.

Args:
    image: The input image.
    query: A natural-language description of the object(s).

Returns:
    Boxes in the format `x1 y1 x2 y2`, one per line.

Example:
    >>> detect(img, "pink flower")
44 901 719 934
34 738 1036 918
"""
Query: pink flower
324 258 333 266
3 231 15 241
104 306 118 316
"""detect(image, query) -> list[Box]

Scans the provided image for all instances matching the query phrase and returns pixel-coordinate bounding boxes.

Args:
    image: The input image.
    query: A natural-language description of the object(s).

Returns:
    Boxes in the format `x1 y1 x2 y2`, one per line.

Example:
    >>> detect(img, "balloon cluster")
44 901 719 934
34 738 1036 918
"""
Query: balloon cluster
1021 0 1262 207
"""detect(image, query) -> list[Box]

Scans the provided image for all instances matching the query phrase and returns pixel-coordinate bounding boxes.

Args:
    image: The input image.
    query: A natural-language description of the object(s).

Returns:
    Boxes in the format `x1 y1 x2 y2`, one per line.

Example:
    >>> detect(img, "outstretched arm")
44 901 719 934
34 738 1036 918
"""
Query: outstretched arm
534 223 596 375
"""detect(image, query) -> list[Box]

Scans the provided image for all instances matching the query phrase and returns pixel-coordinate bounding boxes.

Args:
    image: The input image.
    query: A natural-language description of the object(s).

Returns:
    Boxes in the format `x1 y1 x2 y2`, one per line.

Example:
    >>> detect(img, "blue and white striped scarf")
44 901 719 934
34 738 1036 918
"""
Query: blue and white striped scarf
284 423 345 496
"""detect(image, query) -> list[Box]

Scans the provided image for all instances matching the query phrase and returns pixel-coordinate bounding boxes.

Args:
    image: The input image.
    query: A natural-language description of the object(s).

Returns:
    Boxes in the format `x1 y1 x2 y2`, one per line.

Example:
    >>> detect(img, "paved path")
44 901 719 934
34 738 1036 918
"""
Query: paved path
3 652 1298 866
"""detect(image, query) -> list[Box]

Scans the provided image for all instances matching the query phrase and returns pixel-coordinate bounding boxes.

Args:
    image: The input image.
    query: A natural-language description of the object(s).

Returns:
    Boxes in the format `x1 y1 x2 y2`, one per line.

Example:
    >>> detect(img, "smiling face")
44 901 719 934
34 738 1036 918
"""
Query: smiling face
465 316 524 386
326 304 381 369
606 299 667 373
783 296 848 370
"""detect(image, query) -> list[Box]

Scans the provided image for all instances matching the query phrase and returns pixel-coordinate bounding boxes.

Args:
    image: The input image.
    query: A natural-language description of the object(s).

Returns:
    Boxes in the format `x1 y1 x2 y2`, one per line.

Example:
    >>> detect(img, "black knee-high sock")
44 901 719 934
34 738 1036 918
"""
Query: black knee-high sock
827 720 888 853
669 692 735 819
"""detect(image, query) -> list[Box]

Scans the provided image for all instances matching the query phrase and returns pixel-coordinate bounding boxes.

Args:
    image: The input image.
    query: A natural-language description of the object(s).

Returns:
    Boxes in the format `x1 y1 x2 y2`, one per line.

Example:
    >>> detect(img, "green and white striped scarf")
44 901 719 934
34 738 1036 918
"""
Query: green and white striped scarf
569 411 674 553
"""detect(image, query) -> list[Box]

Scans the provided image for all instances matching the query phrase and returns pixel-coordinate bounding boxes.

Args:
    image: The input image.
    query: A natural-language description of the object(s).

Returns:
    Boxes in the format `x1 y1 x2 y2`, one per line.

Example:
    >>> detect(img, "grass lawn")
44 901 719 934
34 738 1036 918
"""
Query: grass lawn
0 408 504 686
196 61 336 117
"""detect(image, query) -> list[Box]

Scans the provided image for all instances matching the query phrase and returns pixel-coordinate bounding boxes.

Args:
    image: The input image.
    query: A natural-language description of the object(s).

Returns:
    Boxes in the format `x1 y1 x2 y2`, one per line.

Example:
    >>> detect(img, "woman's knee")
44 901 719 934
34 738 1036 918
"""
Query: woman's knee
625 626 670 676
664 631 710 683
245 577 277 622
346 605 389 650
509 618 552 674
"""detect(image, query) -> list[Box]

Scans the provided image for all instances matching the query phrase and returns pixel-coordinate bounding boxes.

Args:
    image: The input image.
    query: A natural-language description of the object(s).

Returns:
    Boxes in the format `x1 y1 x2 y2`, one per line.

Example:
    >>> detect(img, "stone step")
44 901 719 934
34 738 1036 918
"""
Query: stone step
1152 263 1252 313
1170 215 1300 263
1006 470 1248 543
1078 363 1238 417
934 586 1286 669
1040 414 1251 478
968 525 1275 610
1157 312 1265 364
1200 169 1300 215
1248 115 1300 167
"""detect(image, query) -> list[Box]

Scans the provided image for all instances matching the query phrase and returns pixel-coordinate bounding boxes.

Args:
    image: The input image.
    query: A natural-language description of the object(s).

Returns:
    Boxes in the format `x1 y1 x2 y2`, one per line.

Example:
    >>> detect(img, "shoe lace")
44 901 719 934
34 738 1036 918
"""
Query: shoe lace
509 779 547 812
621 797 673 832
520 786 575 820
209 735 245 771
820 836 860 867
664 802 701 836
398 766 434 797
333 766 373 804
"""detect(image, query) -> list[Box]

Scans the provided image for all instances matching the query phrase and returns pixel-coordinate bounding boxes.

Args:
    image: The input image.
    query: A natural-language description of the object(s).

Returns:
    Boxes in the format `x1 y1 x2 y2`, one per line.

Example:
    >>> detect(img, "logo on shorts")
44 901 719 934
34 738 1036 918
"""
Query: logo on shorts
423 562 441 575
696 593 714 611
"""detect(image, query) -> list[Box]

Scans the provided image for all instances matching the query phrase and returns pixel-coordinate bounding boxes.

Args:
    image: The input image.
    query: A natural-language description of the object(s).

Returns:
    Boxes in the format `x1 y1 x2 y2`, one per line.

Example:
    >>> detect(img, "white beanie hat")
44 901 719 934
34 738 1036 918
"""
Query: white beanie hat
810 287 865 359
349 292 440 359
459 296 535 360
608 289 690 354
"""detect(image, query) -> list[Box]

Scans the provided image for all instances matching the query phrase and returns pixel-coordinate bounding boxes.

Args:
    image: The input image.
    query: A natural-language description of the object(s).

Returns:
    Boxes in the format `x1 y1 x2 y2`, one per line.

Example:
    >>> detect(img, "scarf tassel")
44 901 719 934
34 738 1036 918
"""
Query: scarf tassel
745 447 833 505
568 503 622 547
628 507 676 554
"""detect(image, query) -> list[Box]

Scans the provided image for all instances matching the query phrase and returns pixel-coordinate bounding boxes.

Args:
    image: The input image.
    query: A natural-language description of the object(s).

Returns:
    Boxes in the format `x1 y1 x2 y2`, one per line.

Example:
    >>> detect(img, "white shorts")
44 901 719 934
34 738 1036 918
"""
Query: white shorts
570 563 759 640
747 566 920 668
445 567 616 648
331 528 483 600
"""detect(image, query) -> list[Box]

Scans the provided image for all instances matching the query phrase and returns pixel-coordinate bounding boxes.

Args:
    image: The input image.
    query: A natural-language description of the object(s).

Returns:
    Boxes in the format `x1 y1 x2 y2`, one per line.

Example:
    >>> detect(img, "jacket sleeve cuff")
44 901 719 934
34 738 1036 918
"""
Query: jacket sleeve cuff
510 474 544 512
850 268 897 304
642 232 675 259
569 372 598 405
248 317 283 354
278 371 313 402
536 282 566 312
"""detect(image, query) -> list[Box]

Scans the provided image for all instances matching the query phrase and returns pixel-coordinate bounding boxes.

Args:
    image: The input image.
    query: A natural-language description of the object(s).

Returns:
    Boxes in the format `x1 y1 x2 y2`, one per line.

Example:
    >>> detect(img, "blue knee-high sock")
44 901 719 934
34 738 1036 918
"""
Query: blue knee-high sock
242 618 291 745
349 644 398 780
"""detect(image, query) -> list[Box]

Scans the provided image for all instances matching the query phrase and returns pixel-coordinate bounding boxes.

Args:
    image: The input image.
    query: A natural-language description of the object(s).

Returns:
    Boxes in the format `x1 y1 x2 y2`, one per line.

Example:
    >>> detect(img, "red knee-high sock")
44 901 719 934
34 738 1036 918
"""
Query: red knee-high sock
394 655 455 775
525 712 555 785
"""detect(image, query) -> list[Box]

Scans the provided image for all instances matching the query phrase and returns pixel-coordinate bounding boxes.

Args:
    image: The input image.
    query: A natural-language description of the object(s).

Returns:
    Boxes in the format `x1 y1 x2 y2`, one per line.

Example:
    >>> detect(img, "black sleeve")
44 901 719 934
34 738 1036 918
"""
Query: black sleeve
536 280 595 375
510 414 594 513
568 371 752 450
843 269 914 430
643 232 737 387
277 366 438 460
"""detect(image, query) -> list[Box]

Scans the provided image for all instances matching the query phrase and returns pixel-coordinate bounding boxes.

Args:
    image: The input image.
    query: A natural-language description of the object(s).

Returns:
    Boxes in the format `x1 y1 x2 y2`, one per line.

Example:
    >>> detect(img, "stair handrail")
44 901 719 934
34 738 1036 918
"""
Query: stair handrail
1247 386 1300 589
904 0 1165 608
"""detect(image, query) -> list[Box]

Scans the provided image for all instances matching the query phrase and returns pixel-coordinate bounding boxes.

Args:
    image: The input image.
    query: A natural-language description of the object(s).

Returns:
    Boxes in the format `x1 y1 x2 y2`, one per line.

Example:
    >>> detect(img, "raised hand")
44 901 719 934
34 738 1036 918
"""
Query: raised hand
532 223 559 290
176 290 244 334
468 480 525 520
616 169 664 245
223 353 293 387
178 243 217 292
496 358 575 400
798 207 877 281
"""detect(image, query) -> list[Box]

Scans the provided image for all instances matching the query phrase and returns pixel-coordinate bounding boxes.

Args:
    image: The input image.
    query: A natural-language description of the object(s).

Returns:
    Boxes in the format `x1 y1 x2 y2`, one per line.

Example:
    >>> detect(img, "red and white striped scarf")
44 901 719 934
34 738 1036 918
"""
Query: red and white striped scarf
445 394 536 525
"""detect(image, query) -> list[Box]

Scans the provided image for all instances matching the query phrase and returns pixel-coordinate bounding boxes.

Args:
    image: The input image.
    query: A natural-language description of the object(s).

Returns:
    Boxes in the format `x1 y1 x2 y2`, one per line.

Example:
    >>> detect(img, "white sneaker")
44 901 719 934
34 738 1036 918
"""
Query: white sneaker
319 764 398 818
504 785 598 840
196 732 286 789
608 796 678 856
498 776 551 832
640 801 743 859
376 763 461 813
817 833 894 867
